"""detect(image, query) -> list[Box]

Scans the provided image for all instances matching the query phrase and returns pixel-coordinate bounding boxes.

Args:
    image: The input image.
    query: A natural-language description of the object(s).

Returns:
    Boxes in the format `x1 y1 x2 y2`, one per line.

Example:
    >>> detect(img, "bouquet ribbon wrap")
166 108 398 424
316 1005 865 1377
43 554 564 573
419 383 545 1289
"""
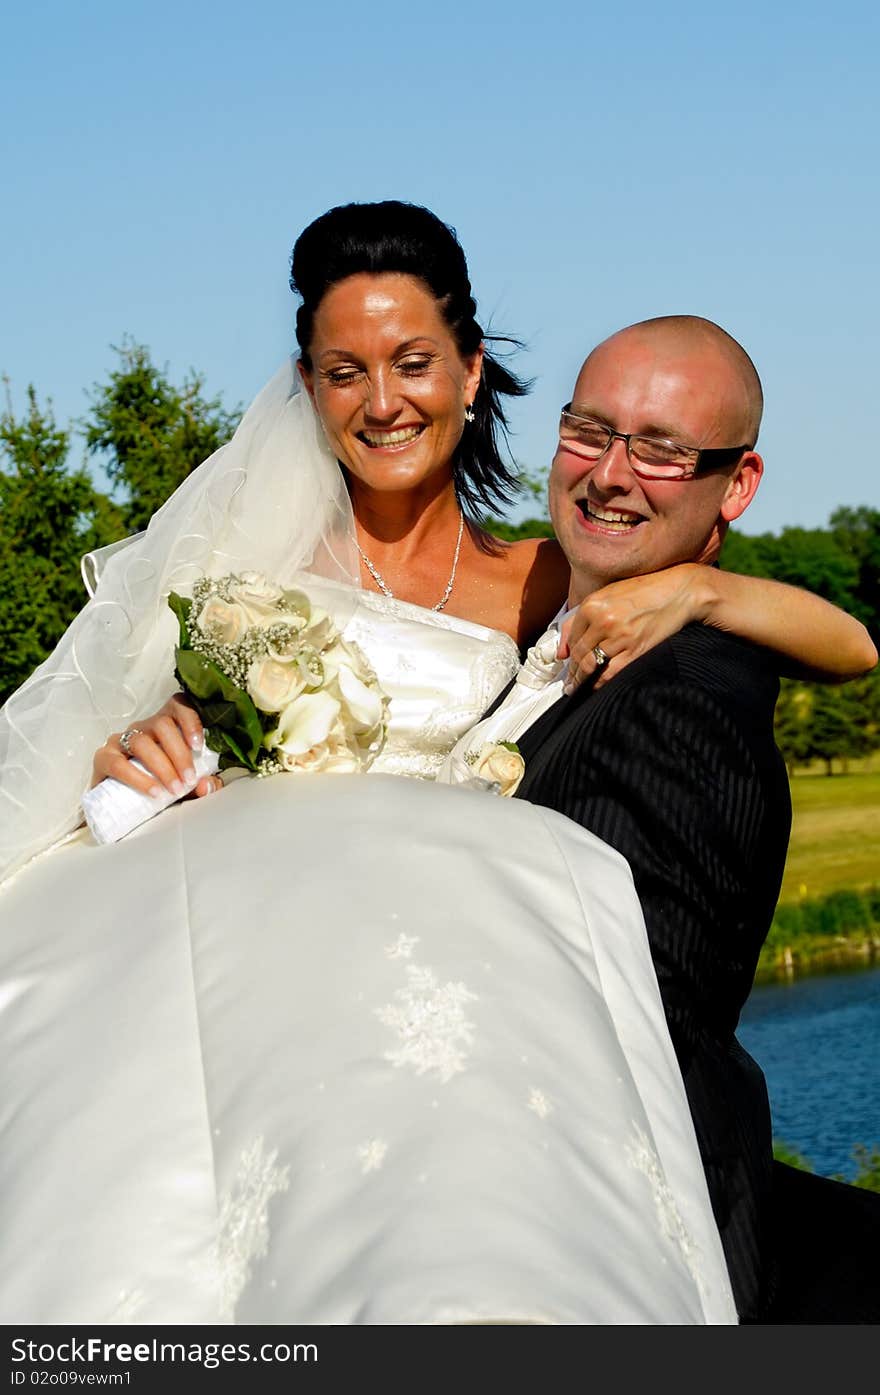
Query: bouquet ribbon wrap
81 746 221 845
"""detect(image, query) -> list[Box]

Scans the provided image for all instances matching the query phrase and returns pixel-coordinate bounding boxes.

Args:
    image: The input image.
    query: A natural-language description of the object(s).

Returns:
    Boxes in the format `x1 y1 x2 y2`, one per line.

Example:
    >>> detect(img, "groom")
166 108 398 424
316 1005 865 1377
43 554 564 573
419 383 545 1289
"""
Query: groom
502 315 879 1323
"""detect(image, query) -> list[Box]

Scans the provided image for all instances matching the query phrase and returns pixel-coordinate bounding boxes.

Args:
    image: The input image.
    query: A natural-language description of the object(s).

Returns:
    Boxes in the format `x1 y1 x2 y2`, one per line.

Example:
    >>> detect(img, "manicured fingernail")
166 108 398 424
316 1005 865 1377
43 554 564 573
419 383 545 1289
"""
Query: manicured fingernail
563 681 574 697
148 784 163 800
170 779 186 797
190 732 204 751
183 767 197 786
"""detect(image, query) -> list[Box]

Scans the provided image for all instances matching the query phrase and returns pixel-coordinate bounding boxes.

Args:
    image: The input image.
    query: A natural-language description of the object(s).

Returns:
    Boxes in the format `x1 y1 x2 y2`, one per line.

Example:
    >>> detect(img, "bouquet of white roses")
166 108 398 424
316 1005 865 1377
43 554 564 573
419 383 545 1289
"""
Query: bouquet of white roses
168 571 388 776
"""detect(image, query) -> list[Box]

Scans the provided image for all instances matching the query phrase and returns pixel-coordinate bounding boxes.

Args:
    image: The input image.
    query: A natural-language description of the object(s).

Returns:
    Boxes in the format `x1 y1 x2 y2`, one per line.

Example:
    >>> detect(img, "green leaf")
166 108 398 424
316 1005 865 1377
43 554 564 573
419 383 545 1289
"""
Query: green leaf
498 741 521 754
175 648 264 769
167 591 192 649
205 727 253 770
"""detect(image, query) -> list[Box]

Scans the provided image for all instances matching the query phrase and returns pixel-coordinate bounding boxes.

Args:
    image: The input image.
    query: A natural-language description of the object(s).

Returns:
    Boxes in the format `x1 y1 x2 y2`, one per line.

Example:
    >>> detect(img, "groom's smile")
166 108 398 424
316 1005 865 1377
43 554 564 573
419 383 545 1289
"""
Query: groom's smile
575 497 645 534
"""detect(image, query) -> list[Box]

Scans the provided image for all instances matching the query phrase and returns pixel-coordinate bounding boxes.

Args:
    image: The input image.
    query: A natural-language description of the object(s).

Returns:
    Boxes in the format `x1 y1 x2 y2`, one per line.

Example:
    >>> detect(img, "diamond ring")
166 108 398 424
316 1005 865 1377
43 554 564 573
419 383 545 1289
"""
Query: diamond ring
119 727 143 757
592 646 609 668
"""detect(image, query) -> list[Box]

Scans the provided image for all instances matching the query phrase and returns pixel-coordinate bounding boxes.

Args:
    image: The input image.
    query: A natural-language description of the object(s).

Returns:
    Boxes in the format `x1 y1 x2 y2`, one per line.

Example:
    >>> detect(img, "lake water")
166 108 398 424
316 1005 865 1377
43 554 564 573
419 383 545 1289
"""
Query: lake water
738 962 880 1180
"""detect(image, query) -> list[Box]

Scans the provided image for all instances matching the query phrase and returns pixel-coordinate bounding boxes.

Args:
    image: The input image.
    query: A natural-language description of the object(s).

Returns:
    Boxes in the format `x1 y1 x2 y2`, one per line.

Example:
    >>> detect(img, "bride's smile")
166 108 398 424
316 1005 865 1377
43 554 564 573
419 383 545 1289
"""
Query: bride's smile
359 424 425 450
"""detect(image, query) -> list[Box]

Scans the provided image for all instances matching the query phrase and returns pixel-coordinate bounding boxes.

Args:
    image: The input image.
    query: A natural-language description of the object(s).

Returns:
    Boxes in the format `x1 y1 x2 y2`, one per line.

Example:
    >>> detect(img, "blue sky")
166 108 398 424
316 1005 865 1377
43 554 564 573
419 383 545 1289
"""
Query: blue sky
2 0 877 534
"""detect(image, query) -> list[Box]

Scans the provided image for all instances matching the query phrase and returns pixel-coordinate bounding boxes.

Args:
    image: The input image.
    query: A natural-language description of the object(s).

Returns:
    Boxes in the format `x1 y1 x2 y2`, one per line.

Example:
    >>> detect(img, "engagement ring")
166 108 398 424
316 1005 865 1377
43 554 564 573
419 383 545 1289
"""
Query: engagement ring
592 646 609 668
119 727 142 757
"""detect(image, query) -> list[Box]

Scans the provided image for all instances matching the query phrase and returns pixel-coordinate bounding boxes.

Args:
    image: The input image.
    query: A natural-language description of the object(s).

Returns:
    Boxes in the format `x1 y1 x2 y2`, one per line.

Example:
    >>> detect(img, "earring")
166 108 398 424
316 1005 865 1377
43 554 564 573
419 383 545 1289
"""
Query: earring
464 405 475 423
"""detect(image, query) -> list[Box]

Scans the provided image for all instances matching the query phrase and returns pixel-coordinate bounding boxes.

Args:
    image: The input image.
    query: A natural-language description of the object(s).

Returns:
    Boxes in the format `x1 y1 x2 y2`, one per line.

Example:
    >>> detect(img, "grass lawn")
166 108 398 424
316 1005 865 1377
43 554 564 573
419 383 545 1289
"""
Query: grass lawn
780 765 880 903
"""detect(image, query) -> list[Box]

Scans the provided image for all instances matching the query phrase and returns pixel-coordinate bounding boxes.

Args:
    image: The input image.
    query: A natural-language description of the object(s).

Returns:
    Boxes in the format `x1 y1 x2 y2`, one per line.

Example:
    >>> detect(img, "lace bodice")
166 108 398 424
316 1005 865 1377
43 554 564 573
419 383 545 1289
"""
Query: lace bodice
304 579 522 780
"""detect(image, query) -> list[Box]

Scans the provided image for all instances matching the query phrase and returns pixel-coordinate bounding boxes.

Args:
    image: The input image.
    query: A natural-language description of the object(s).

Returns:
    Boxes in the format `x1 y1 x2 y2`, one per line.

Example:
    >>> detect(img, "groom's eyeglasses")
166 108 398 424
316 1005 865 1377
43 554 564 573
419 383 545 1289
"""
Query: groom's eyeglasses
558 405 751 482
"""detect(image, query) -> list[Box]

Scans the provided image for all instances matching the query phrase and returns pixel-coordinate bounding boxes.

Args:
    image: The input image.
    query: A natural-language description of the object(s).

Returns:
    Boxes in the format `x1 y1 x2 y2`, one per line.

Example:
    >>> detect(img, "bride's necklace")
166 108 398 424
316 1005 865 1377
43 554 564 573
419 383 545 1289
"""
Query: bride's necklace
354 512 465 613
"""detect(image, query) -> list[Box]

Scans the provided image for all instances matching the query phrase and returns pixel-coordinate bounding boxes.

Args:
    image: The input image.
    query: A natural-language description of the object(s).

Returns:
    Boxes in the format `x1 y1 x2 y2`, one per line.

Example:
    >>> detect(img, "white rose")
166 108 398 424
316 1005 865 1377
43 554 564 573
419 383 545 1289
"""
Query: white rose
246 657 306 713
336 662 386 733
196 597 249 646
324 637 377 685
275 737 362 774
231 571 311 628
269 690 341 757
275 744 331 773
471 742 525 797
298 606 338 651
241 606 280 632
234 571 284 604
269 643 324 691
322 745 362 773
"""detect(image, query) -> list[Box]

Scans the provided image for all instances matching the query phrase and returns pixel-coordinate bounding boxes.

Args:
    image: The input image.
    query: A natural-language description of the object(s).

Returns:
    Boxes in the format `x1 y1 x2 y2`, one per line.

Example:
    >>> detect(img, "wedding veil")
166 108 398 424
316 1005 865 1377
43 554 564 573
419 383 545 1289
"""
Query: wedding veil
0 360 360 884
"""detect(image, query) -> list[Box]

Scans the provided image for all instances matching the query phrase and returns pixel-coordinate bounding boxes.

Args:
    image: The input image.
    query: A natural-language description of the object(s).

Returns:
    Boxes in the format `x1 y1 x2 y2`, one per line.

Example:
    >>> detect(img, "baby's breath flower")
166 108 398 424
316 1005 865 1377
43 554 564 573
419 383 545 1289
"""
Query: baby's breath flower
256 755 285 777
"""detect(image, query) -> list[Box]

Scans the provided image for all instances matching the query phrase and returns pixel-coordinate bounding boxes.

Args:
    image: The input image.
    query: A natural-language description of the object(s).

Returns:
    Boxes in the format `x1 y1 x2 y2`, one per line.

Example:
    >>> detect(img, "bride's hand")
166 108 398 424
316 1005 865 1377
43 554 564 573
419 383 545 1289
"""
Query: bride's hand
90 694 222 798
557 563 709 694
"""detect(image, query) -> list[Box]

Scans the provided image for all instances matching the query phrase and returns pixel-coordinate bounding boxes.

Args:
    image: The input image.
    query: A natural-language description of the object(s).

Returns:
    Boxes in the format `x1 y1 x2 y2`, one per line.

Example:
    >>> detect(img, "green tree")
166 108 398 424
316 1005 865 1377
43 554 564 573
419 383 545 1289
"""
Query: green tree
484 515 556 542
484 464 553 540
831 506 880 642
798 685 867 774
0 383 123 703
721 525 860 615
84 341 240 532
774 680 813 775
774 677 879 775
771 527 861 612
717 528 778 579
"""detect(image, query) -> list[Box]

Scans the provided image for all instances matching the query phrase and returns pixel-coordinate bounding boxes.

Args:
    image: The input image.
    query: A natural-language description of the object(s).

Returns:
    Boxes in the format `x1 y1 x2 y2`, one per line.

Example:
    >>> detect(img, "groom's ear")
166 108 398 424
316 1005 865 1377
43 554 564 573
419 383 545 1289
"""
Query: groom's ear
720 451 763 523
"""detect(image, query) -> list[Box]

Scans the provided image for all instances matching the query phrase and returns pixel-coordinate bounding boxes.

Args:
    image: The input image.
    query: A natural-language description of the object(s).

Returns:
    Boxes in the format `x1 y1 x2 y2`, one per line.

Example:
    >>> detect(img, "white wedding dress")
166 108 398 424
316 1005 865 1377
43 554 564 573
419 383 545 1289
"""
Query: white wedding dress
0 583 737 1325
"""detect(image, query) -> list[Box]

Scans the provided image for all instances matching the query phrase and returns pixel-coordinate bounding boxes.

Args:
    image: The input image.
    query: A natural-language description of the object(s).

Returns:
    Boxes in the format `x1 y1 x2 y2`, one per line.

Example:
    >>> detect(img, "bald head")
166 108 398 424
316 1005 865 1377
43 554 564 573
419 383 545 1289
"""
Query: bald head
587 316 763 447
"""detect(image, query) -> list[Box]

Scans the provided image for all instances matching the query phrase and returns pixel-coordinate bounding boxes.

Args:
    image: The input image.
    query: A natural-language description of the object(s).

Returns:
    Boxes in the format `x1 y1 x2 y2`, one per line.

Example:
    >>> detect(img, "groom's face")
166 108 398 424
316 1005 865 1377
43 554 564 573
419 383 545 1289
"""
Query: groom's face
549 328 762 603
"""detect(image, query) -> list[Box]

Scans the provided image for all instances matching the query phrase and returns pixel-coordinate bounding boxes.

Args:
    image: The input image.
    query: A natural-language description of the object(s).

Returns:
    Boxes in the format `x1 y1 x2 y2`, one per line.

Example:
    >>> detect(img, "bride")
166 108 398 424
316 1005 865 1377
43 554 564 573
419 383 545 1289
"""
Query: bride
0 202 873 1326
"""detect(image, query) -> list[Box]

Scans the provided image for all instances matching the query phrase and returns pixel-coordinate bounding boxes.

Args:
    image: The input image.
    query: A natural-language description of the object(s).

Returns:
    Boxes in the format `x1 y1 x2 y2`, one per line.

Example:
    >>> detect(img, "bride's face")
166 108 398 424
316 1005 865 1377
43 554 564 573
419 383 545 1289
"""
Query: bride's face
299 273 483 499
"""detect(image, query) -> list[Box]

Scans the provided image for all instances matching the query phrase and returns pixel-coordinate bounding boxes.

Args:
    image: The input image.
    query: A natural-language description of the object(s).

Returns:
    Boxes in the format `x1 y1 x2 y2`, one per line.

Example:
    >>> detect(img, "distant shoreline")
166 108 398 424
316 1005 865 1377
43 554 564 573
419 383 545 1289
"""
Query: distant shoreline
755 933 880 984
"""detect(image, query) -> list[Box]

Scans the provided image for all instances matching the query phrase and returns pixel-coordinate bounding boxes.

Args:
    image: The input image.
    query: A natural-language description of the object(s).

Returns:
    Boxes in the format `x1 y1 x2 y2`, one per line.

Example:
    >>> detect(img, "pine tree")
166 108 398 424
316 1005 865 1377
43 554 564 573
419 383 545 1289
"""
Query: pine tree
84 341 240 532
0 383 123 702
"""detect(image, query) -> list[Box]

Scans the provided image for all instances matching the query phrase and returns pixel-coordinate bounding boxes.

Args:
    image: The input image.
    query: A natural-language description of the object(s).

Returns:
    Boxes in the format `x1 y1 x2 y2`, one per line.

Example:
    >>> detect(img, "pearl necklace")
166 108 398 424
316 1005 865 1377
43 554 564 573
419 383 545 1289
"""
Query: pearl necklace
354 513 465 613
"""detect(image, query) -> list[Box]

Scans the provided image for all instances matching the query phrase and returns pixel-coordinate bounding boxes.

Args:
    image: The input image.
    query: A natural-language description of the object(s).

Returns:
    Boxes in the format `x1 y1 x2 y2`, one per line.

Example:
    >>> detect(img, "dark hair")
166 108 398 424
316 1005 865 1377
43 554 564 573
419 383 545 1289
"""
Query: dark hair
289 200 529 518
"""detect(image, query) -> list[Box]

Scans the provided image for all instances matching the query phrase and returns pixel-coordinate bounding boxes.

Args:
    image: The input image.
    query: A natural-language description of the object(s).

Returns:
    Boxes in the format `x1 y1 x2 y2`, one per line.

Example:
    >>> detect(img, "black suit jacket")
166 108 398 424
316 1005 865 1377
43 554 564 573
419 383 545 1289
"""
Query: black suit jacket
514 623 792 1320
